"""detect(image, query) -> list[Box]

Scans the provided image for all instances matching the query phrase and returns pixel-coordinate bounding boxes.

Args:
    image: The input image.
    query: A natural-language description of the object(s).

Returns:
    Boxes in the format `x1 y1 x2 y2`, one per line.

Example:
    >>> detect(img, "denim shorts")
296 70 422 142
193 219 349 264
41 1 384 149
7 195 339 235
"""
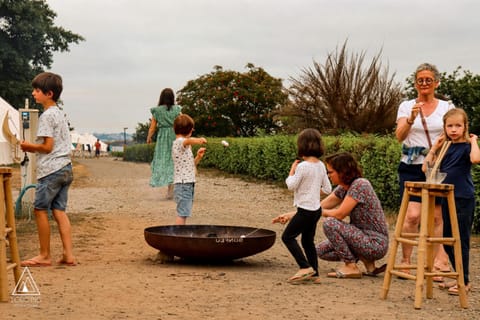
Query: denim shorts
34 164 73 211
174 183 195 217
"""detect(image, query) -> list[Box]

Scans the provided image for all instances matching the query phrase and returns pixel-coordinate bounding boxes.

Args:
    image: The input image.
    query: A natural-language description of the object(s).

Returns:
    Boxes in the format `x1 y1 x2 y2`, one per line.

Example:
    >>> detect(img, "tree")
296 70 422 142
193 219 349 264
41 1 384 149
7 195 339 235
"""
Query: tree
177 64 288 137
280 41 403 134
0 0 84 108
133 120 155 144
405 66 480 133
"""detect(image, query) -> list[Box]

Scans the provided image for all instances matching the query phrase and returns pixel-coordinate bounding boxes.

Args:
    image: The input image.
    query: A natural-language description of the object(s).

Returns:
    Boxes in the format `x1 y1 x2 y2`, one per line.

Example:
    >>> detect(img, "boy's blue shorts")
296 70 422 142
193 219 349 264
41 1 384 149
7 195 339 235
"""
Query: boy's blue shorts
174 183 195 217
34 164 73 211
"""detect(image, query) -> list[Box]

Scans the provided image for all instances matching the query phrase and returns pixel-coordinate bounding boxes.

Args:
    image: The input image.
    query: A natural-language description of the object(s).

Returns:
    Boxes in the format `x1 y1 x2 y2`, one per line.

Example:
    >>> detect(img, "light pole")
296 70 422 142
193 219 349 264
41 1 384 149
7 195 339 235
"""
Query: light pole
123 127 128 146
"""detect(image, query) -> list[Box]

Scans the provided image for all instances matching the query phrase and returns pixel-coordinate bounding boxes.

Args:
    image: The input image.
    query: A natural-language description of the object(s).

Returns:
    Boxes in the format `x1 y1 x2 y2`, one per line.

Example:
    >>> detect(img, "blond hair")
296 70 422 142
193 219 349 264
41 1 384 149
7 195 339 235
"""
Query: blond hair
443 108 469 141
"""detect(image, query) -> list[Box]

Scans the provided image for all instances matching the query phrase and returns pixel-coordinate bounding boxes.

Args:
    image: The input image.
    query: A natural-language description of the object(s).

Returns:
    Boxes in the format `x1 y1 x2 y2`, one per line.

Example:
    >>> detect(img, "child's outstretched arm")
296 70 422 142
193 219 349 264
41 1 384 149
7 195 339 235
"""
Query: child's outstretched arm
272 211 296 224
183 137 207 147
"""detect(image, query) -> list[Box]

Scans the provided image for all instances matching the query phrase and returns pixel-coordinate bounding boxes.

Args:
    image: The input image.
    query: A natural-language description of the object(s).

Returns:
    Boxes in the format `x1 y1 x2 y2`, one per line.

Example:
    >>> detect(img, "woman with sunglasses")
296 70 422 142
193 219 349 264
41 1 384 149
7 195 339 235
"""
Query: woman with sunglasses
395 63 454 279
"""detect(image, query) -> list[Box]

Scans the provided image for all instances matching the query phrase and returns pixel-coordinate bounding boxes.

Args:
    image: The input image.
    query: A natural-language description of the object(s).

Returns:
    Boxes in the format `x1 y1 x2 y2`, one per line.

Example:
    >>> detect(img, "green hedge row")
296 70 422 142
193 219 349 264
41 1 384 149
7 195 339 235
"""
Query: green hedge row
124 135 480 233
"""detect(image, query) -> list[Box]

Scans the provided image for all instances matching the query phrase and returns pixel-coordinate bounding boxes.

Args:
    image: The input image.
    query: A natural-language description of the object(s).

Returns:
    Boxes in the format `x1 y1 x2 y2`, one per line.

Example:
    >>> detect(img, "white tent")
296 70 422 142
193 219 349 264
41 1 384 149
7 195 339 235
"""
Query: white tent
70 132 108 157
80 133 108 152
0 97 20 165
70 131 90 145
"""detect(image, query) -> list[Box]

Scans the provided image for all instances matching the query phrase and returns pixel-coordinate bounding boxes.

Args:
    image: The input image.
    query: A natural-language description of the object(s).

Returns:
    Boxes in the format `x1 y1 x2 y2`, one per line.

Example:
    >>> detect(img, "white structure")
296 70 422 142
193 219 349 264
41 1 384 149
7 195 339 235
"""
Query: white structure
70 131 108 157
0 97 20 165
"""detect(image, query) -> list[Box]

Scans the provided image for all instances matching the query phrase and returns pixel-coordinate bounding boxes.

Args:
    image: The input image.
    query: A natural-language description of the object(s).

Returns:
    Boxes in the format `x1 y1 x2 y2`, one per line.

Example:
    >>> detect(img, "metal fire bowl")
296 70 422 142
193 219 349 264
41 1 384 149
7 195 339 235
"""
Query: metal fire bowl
144 225 276 261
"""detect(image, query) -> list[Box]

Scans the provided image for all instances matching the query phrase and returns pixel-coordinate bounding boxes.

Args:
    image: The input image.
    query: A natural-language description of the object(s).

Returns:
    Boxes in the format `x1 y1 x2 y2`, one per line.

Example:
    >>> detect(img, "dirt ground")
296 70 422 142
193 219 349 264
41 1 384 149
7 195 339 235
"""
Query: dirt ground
1 157 479 319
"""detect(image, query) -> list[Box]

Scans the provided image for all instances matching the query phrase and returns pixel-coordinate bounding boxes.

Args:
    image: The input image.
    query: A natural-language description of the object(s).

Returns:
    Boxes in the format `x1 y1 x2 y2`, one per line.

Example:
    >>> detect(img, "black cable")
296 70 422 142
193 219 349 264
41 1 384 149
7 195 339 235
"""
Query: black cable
20 123 29 167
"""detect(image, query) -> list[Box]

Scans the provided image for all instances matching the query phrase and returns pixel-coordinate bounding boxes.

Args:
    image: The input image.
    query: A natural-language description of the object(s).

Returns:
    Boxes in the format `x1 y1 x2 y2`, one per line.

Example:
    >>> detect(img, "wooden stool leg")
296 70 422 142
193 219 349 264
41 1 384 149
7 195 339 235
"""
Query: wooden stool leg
414 188 430 309
447 191 468 308
382 183 468 309
0 177 8 302
4 173 20 283
425 194 437 299
381 186 410 299
0 170 22 302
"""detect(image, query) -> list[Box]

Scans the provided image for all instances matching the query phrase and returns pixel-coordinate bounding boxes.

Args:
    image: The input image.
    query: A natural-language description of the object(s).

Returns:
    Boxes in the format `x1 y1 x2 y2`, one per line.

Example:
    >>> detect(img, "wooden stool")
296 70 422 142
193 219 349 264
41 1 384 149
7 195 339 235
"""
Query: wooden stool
380 182 468 309
0 167 21 302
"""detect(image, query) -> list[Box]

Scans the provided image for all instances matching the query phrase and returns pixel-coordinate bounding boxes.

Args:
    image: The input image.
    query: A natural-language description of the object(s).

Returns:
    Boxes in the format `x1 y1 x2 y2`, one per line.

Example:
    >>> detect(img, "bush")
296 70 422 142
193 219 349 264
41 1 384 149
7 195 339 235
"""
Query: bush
123 144 155 162
126 135 480 233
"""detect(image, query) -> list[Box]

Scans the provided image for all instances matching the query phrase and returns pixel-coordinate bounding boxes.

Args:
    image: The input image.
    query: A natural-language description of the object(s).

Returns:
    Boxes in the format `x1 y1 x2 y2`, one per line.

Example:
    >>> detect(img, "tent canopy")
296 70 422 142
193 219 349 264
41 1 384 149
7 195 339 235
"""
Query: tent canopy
70 132 108 152
0 97 20 165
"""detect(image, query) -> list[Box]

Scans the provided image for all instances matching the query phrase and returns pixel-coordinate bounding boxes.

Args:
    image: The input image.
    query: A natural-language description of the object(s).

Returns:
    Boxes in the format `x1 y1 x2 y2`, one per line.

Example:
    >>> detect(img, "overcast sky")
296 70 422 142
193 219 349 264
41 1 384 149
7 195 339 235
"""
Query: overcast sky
46 0 480 134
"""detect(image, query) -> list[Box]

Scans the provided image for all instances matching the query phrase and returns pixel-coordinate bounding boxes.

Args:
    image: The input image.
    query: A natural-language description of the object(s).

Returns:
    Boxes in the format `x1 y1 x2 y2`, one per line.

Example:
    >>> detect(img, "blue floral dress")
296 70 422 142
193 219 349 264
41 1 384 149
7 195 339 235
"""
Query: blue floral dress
150 105 181 187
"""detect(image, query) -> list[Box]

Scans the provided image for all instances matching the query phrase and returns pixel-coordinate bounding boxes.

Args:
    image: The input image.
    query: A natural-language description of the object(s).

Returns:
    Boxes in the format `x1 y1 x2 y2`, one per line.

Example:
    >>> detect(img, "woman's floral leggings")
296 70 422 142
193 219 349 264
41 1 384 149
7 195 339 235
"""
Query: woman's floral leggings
316 217 388 263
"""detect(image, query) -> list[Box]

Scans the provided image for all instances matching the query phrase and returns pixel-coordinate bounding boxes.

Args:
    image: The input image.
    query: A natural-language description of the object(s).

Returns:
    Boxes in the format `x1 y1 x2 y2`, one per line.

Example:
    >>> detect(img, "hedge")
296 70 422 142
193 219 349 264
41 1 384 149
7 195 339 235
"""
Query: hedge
124 135 480 233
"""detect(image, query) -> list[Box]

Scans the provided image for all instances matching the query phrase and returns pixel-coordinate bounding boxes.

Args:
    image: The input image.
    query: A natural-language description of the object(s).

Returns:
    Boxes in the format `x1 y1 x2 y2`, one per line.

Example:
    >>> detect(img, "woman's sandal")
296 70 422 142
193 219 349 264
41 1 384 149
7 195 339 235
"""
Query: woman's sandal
327 270 363 279
307 276 322 284
432 266 451 282
448 283 471 296
438 280 457 290
396 268 411 280
363 263 387 277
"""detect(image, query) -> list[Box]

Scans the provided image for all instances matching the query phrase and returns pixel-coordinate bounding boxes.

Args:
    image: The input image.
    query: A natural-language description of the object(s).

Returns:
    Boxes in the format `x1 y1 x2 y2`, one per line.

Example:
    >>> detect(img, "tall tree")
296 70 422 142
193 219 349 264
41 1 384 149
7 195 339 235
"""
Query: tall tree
281 41 403 134
0 0 84 108
177 64 288 137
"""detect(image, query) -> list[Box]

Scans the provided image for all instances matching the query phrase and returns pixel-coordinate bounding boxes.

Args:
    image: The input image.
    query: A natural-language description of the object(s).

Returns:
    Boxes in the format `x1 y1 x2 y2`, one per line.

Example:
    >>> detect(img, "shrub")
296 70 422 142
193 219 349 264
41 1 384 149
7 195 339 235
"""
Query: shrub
126 135 480 233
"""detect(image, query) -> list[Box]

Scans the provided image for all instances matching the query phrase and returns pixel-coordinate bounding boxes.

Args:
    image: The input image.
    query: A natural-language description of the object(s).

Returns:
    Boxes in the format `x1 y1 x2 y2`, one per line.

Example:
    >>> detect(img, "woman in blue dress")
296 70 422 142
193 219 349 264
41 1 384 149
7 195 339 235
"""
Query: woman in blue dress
147 88 182 199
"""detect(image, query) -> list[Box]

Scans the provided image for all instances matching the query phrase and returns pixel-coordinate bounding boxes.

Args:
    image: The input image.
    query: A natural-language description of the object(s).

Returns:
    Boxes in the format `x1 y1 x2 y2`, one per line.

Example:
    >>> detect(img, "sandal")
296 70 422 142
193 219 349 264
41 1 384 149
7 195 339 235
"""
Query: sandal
432 266 451 282
448 283 471 296
295 276 322 285
363 263 387 277
439 280 456 290
287 267 315 283
396 268 411 280
309 276 322 284
327 270 362 279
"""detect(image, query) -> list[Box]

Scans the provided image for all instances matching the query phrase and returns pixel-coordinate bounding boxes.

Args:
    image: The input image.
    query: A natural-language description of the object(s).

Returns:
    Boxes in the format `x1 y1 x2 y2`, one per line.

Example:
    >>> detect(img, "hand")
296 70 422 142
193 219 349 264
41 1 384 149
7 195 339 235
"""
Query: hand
289 159 301 175
432 133 446 151
291 159 301 167
272 215 288 224
20 140 29 152
199 137 207 144
196 147 206 157
272 212 295 224
470 134 478 143
409 102 424 122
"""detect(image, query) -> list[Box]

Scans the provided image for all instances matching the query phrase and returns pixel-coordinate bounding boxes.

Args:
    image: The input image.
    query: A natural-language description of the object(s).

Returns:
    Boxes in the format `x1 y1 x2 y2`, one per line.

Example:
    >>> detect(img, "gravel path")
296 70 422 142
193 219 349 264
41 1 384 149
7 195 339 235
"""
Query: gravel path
2 157 479 319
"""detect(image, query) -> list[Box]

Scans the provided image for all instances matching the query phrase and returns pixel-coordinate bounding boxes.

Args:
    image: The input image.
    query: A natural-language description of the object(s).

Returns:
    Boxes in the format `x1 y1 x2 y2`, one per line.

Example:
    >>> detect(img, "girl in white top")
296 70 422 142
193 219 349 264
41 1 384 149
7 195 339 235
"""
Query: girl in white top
272 128 331 283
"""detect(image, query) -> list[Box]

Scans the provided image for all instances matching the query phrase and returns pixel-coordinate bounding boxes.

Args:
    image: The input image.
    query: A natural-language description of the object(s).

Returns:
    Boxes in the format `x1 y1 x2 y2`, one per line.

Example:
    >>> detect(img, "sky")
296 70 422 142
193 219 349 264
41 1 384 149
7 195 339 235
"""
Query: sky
46 0 480 134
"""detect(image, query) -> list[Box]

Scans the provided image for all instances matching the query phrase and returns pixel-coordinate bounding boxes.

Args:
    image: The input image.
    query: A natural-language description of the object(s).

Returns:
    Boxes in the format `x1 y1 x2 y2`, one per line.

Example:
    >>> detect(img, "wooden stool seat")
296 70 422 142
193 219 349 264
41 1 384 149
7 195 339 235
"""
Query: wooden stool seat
380 181 468 309
0 167 21 302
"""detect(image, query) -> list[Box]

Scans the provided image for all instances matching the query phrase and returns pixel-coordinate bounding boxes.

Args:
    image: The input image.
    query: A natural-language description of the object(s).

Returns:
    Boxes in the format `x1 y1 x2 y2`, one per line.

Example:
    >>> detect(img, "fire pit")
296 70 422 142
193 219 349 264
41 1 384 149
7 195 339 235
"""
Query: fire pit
144 225 276 261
